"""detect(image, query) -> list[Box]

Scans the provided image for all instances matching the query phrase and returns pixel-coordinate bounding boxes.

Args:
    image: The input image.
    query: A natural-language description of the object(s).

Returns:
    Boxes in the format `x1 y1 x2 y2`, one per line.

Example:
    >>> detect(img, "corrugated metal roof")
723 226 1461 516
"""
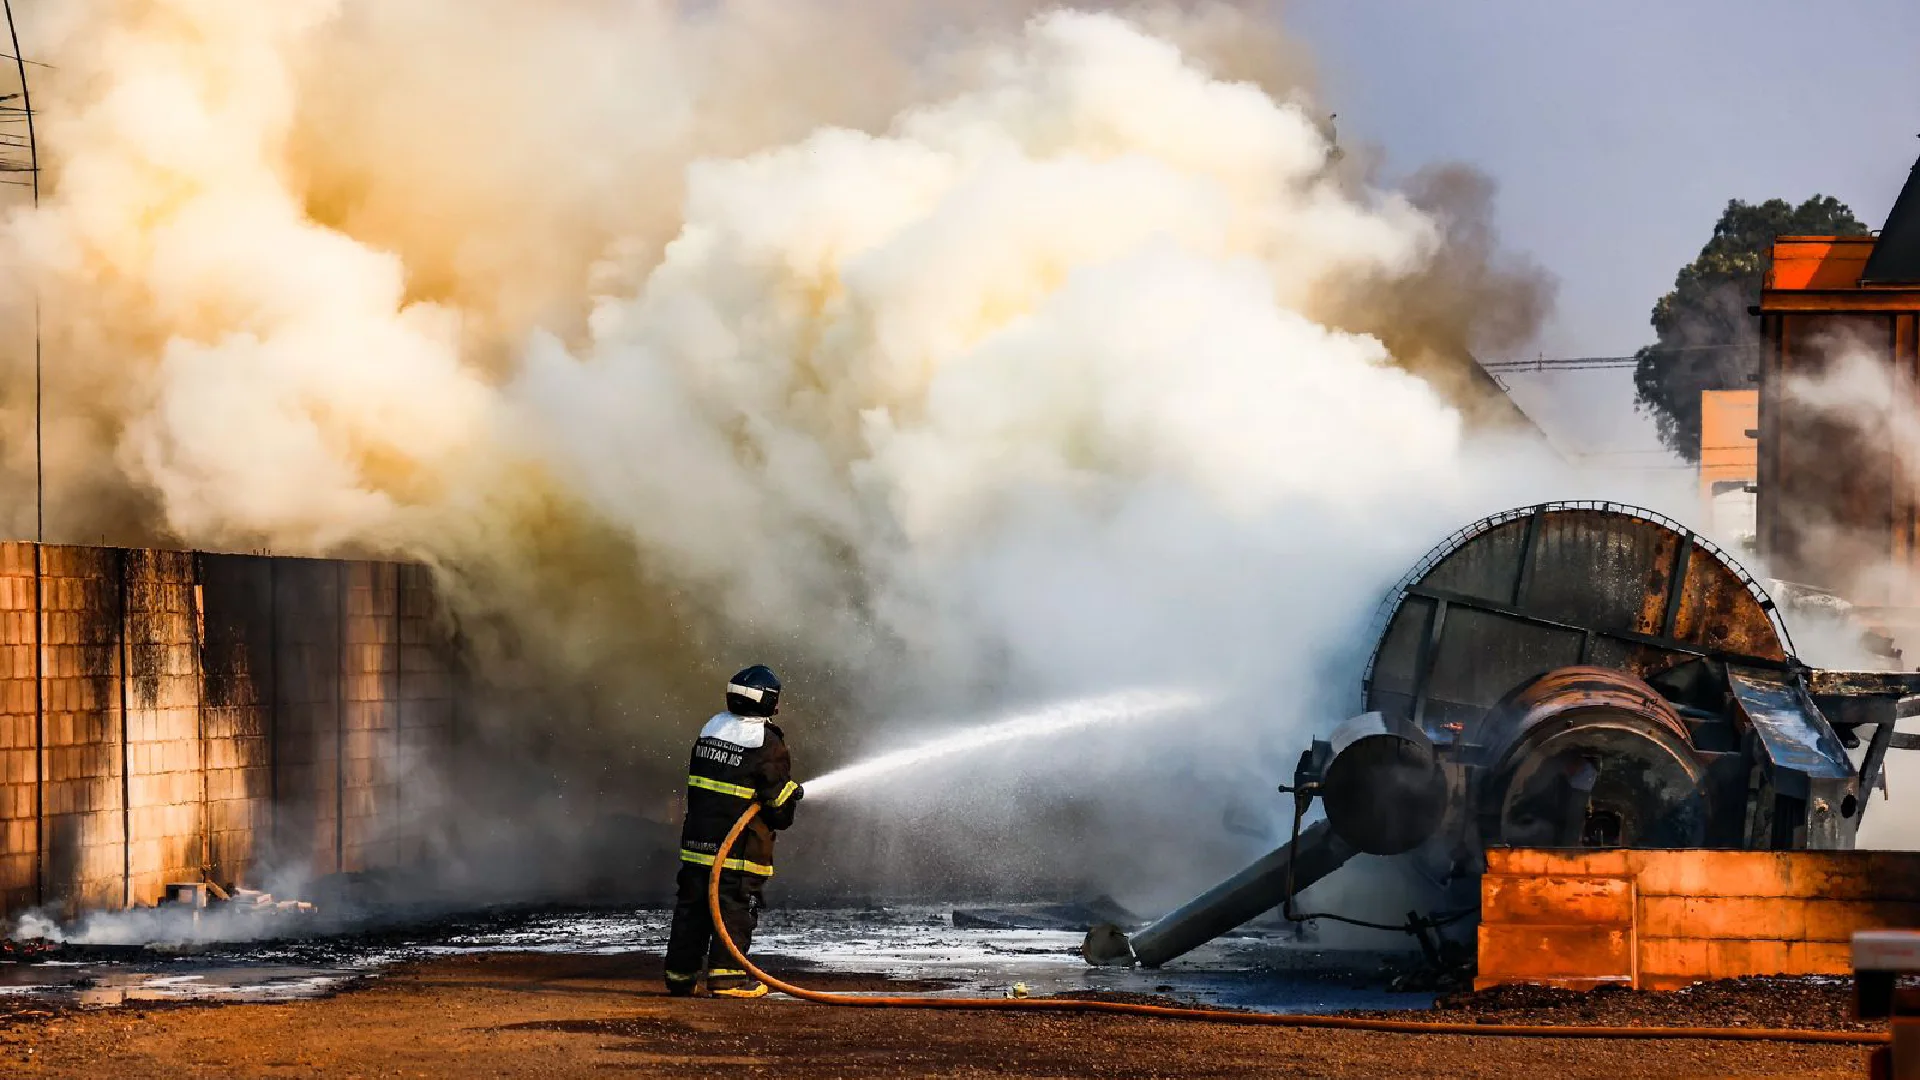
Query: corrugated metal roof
1862 150 1920 285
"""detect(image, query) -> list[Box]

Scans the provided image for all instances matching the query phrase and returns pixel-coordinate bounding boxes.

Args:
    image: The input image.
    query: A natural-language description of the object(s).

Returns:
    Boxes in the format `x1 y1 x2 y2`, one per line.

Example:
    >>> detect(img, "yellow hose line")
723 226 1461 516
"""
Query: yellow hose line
704 802 1886 1045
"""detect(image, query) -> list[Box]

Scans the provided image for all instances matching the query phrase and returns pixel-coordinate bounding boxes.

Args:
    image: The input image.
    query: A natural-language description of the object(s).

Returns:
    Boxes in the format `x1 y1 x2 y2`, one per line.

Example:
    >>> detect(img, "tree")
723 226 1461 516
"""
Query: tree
1633 196 1868 460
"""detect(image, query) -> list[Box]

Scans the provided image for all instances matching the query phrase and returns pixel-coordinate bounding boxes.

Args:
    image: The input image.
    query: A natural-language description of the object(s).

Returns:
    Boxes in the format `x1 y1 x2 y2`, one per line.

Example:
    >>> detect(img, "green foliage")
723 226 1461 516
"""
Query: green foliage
1632 195 1868 460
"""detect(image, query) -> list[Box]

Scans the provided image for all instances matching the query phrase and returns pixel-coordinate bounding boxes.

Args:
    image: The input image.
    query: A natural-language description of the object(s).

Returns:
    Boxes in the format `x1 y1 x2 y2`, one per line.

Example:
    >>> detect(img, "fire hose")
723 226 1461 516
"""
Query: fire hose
705 802 1886 1046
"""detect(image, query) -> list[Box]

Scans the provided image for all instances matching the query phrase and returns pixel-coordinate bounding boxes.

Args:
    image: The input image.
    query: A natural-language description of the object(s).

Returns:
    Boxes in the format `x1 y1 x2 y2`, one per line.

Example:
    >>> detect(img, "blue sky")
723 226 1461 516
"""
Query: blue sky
1285 0 1920 453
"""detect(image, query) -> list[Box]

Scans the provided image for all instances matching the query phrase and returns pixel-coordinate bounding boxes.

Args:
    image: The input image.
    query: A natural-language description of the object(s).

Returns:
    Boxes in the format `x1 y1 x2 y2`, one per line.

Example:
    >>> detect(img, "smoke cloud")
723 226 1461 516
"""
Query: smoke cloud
1775 338 1920 850
0 1 1606 902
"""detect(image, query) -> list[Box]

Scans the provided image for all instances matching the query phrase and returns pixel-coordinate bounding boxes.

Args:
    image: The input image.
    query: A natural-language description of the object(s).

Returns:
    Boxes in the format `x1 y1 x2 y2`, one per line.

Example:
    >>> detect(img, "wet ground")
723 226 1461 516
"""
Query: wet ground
0 905 1424 1012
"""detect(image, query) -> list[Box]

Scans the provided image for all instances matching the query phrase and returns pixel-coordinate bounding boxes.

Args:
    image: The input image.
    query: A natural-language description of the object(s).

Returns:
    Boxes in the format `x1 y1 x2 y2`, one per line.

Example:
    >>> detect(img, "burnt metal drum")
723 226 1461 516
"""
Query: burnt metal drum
1479 666 1710 849
1363 502 1794 742
1321 711 1448 855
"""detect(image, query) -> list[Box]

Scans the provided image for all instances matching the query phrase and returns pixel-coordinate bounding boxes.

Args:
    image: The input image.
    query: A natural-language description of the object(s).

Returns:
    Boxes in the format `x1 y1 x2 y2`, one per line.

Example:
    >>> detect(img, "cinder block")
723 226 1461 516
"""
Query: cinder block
1634 851 1795 898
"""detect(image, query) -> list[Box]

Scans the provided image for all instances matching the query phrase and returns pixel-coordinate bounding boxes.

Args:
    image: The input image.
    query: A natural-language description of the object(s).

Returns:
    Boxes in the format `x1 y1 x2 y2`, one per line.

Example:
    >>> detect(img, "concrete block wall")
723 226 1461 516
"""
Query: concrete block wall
0 546 39 914
38 546 124 915
397 565 454 864
270 561 344 879
124 549 205 907
198 555 275 888
342 562 399 872
0 544 462 921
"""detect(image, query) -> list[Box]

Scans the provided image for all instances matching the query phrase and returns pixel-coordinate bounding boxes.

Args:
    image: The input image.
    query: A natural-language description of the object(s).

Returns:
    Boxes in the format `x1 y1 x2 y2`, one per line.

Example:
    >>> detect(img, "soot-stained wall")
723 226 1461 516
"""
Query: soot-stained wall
0 543 461 920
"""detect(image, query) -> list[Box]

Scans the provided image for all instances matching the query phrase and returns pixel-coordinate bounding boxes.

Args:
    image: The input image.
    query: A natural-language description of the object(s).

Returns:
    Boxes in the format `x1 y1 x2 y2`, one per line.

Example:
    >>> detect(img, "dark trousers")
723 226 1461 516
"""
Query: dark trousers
664 863 764 991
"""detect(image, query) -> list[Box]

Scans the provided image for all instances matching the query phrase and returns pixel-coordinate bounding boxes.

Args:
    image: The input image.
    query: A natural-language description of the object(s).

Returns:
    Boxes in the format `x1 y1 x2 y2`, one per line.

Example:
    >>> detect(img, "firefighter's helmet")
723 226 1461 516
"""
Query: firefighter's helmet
726 665 782 717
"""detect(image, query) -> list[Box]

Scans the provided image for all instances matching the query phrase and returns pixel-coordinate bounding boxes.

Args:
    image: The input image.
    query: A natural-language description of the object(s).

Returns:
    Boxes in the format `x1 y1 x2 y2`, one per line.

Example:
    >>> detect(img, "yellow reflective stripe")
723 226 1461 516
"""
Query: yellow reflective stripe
679 848 776 877
665 970 698 982
771 781 799 808
688 775 756 799
709 968 747 977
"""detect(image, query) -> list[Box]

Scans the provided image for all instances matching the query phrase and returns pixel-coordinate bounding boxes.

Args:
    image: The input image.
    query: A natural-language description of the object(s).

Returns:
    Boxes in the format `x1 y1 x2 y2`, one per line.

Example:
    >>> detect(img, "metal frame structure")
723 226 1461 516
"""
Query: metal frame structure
1360 501 1798 710
1090 502 1920 971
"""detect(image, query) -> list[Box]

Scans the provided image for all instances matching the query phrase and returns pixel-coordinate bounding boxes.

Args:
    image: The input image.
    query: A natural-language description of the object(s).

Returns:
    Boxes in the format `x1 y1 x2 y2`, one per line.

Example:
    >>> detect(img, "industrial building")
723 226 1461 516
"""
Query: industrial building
1698 389 1758 552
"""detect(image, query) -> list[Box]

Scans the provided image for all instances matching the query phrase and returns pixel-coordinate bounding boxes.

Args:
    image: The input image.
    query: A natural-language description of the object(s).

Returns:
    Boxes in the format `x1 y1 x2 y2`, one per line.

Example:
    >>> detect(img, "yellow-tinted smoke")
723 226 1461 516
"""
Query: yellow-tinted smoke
0 2 1553 758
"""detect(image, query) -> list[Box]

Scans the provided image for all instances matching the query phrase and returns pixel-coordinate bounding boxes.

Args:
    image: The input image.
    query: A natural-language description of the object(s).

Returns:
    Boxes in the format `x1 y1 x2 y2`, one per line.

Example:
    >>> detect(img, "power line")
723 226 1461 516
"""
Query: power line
1484 362 1637 371
1574 447 1751 458
1481 342 1760 372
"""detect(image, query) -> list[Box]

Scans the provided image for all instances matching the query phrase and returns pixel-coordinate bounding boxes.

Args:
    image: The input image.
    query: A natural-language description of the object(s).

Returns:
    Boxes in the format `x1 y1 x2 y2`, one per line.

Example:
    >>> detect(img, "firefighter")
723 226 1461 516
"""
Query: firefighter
663 664 803 998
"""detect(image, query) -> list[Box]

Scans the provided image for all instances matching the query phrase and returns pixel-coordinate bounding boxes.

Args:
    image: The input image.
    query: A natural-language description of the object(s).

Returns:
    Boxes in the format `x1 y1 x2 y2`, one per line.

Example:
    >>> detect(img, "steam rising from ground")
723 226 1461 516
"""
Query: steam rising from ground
0 2 1621 904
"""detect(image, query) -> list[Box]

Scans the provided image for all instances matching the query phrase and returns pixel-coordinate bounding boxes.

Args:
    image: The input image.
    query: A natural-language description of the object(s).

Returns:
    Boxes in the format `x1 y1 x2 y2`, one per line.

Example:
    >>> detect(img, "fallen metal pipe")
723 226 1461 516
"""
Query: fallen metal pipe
1082 819 1357 968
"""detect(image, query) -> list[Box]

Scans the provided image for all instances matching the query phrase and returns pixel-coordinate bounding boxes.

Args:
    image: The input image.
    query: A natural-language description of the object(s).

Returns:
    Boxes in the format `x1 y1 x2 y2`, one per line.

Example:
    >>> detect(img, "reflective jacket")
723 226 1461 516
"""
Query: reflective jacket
679 712 800 877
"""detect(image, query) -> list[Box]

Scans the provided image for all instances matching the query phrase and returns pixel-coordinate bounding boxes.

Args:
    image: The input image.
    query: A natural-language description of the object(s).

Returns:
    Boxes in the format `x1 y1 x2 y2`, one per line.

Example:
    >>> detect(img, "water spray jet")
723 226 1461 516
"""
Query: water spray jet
802 688 1210 800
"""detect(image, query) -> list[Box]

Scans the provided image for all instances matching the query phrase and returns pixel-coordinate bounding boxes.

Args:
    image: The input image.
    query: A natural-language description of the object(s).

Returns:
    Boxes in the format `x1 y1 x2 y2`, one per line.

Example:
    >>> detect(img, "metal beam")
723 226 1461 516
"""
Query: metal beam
1809 670 1920 699
1400 583 1791 671
1857 721 1898 829
1408 598 1449 730
1661 534 1694 639
1511 511 1541 607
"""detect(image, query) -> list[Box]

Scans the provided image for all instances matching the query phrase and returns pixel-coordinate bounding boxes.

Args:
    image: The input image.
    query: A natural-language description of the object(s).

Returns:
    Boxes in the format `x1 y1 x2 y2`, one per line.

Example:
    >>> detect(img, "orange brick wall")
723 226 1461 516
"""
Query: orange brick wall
0 543 461 920
342 562 399 872
39 546 125 915
124 549 205 907
0 546 39 914
1478 848 1920 991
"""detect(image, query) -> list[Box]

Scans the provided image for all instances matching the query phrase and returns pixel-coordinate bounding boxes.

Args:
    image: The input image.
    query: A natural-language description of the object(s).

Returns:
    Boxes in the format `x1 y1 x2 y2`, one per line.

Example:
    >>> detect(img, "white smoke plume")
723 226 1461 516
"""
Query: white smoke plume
1777 342 1920 850
0 1 1646 902
1780 348 1920 606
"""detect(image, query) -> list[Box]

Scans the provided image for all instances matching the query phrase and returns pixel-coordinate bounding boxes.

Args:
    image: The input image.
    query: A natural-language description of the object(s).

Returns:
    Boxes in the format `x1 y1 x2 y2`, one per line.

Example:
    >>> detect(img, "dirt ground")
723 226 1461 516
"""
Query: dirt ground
0 953 1879 1079
1399 975 1880 1032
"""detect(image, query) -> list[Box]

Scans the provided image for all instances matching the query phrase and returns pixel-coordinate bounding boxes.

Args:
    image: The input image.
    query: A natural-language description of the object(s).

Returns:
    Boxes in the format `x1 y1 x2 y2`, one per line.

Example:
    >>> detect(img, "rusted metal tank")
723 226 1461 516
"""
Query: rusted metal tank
1086 502 1920 969
1478 666 1706 850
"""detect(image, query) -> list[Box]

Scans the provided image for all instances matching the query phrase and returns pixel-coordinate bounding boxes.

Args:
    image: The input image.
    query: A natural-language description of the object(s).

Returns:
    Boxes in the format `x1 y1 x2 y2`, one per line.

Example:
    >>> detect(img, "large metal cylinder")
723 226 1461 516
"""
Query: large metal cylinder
1320 712 1447 856
1479 666 1709 849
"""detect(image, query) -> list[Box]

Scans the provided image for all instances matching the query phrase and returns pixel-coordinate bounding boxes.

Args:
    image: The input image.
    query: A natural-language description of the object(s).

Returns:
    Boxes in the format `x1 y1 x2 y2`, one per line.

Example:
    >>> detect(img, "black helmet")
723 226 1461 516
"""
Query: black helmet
726 665 782 717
